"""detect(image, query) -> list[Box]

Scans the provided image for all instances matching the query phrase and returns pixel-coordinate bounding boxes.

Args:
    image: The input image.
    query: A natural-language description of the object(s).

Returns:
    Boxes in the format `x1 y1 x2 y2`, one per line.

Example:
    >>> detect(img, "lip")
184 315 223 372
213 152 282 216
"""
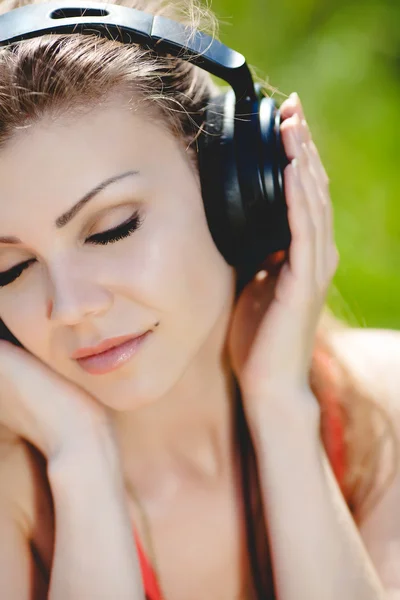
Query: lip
71 332 149 359
74 330 152 375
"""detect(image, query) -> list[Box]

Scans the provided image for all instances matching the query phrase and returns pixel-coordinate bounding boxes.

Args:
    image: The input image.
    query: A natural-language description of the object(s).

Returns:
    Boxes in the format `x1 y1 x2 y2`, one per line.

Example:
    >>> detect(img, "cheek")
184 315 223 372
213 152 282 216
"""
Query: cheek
107 198 234 350
144 213 235 338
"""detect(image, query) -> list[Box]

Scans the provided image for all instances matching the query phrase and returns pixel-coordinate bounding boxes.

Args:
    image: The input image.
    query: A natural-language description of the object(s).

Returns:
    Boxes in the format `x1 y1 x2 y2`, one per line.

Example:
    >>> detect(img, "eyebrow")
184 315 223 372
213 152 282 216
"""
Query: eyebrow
0 169 140 245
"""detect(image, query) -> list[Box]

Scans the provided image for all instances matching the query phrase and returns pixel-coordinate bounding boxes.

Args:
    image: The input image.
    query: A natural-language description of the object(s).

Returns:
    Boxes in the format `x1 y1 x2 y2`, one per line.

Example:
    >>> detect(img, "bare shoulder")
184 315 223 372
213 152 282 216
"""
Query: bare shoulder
0 428 54 574
328 326 400 407
328 327 400 590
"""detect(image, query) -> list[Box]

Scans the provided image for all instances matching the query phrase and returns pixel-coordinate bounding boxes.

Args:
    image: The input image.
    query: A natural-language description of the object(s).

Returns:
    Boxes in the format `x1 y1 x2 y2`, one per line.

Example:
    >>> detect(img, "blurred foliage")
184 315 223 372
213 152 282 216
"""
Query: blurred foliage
209 0 399 329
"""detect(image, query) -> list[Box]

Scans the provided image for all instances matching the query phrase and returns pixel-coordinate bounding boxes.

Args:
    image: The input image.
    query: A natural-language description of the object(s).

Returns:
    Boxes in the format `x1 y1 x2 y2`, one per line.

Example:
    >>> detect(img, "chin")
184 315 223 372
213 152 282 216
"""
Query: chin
89 373 173 413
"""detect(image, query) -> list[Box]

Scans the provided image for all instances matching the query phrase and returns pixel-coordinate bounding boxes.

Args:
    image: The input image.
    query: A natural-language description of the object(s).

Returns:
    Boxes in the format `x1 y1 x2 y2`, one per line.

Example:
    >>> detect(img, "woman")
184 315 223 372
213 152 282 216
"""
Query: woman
0 0 398 598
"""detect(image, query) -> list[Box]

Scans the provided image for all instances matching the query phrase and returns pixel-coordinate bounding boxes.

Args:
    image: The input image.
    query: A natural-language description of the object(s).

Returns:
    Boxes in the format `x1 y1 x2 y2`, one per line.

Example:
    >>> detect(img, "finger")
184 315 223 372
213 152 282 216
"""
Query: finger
294 117 334 263
308 140 330 191
302 135 333 252
280 93 306 123
307 142 333 250
282 115 317 289
281 99 337 285
296 121 334 256
280 113 302 162
297 142 326 288
284 159 315 291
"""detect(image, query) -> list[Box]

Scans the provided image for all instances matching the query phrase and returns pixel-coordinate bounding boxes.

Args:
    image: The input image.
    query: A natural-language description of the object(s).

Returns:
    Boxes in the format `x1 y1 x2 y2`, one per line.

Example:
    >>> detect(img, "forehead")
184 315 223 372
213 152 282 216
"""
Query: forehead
0 100 185 228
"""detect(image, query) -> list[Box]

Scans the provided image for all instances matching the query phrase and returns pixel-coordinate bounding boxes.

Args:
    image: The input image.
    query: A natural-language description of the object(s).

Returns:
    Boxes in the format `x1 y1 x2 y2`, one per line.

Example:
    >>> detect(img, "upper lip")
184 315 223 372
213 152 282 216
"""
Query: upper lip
71 331 149 359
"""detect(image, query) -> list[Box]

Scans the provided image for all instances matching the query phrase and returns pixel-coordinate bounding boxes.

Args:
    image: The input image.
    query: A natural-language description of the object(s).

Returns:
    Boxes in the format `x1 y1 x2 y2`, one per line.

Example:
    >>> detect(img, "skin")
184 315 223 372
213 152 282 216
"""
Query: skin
0 94 248 597
0 97 239 476
0 91 399 599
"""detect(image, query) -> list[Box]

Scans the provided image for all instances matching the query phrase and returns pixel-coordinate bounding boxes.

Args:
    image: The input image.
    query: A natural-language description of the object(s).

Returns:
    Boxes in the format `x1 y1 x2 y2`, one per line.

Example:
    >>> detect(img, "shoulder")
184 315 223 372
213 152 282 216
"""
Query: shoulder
328 325 400 490
328 327 400 589
328 326 400 405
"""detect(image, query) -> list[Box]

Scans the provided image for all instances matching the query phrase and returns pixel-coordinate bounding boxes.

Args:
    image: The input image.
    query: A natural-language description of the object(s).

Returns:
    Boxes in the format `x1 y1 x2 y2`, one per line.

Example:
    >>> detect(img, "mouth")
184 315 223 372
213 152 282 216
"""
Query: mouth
73 330 152 375
71 332 149 359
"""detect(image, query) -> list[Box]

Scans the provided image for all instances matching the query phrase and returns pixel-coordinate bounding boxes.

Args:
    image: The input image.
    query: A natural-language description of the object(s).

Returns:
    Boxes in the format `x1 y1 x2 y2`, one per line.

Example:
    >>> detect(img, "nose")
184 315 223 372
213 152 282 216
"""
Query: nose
47 271 113 325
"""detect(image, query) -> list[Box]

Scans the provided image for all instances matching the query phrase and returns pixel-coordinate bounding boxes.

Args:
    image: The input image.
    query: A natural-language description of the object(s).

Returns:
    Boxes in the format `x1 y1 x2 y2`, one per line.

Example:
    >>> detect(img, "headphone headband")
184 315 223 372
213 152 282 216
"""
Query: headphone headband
0 1 257 103
0 0 291 281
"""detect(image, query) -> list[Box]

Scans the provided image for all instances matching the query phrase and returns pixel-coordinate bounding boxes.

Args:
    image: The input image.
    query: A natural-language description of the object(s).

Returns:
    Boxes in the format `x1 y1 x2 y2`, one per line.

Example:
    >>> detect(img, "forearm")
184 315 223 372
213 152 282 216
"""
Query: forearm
47 423 144 600
246 390 386 600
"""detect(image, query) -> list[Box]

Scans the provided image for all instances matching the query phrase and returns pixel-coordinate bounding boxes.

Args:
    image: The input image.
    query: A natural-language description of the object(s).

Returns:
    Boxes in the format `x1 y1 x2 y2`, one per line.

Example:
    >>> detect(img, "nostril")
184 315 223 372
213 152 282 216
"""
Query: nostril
49 8 109 19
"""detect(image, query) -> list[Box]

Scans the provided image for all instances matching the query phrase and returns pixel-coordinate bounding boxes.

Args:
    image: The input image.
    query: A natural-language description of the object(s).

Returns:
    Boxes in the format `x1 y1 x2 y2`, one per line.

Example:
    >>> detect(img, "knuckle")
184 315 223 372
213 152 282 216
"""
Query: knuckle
299 142 308 158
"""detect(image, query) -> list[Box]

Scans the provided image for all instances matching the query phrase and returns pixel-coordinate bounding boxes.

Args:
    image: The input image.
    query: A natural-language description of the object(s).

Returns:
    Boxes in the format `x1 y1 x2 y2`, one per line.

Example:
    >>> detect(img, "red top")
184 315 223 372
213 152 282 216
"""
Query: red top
133 527 164 600
133 376 346 600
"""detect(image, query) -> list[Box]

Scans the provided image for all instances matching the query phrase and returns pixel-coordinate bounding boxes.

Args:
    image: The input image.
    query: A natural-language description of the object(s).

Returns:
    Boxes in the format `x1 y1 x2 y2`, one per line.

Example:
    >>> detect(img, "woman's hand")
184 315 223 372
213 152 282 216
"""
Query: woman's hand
228 93 339 407
0 340 109 460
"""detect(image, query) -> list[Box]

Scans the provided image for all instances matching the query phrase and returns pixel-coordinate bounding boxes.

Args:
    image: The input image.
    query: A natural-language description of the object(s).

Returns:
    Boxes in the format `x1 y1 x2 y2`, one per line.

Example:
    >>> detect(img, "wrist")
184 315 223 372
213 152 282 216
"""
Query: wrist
48 417 120 480
243 385 321 436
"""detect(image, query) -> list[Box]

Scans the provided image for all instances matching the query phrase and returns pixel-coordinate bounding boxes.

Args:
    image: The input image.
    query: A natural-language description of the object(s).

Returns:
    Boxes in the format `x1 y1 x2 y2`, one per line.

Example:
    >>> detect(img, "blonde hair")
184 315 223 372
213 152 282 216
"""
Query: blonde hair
0 0 396 593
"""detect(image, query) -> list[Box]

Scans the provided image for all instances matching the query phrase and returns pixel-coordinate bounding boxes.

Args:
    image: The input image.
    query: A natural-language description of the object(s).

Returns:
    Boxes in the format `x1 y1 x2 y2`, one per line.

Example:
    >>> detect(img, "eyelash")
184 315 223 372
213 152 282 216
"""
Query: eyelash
86 209 143 245
0 210 143 289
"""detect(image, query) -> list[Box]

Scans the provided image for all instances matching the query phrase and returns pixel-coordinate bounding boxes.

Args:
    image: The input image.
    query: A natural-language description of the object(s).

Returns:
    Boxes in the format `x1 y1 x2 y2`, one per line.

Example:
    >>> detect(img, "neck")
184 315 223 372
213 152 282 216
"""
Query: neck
109 322 239 500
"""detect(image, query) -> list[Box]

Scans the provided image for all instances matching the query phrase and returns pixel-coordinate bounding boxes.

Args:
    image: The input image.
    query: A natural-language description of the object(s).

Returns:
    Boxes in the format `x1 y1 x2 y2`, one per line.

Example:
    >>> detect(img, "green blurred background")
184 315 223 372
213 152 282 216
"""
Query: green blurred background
209 0 399 329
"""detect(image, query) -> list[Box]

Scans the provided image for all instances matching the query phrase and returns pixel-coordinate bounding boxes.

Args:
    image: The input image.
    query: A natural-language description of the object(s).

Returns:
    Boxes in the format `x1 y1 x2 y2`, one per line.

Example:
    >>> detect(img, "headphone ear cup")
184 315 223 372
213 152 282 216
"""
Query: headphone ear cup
197 89 292 278
256 95 291 254
197 91 246 266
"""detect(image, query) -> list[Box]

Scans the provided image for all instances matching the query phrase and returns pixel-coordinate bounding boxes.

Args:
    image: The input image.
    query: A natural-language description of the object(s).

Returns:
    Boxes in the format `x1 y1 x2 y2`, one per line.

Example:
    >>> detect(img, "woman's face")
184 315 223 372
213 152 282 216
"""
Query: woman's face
0 98 236 410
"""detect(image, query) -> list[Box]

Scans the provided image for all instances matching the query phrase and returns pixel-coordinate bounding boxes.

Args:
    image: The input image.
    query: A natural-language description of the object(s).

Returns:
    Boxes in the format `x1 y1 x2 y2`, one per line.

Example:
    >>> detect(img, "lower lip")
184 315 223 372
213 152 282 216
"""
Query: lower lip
76 332 151 375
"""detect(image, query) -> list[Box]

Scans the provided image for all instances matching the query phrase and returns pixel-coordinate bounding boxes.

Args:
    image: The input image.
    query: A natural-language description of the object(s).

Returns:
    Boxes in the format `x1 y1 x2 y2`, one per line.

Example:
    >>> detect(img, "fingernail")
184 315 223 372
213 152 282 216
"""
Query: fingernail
289 92 299 103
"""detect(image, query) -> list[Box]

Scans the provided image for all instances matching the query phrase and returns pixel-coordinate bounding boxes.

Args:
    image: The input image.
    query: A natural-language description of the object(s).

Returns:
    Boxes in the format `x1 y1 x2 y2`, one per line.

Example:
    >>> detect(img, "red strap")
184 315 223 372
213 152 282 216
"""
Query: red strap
133 528 163 600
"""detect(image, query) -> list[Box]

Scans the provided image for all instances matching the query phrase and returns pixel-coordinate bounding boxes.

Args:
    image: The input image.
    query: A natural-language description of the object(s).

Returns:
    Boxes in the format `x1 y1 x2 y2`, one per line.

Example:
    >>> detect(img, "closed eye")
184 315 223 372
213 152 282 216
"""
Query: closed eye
0 259 36 288
85 209 143 245
0 209 144 288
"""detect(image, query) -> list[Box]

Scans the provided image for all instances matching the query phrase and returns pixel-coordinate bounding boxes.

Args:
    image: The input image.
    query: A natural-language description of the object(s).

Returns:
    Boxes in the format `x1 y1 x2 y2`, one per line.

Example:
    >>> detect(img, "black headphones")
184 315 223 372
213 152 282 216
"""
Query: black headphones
0 0 291 281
